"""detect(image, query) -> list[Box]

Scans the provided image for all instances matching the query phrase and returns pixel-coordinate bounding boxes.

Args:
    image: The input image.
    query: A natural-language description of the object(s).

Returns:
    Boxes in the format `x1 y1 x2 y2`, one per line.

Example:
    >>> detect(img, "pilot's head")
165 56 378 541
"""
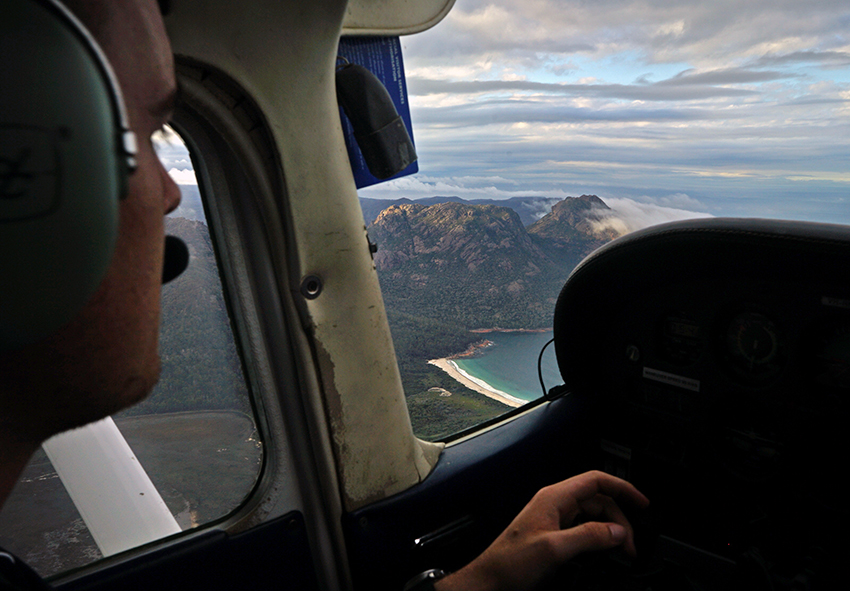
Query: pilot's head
0 0 180 451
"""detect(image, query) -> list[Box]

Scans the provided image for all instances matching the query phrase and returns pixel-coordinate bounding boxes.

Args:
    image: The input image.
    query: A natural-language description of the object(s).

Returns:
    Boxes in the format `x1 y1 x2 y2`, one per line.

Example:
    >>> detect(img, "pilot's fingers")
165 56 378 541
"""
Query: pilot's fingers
550 470 649 517
576 494 637 556
550 520 630 562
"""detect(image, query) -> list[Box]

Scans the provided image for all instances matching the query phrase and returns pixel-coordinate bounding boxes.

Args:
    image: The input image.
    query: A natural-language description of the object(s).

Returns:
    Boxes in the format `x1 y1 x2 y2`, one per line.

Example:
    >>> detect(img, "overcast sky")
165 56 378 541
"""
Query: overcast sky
358 0 850 226
161 0 849 229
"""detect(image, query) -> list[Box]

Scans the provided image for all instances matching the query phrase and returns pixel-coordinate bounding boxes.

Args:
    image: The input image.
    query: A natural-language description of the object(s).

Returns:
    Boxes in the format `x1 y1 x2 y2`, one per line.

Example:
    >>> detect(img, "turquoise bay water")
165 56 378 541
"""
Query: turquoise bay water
453 331 562 402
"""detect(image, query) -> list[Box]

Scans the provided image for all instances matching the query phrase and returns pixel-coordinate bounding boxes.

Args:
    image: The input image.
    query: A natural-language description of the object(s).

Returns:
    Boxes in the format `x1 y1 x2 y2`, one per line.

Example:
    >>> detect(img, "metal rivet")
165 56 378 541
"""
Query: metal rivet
300 275 323 299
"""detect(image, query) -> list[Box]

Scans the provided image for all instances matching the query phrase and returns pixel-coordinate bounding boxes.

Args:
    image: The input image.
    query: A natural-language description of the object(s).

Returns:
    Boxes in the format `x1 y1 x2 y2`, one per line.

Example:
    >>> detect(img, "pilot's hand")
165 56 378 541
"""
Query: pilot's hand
434 471 649 591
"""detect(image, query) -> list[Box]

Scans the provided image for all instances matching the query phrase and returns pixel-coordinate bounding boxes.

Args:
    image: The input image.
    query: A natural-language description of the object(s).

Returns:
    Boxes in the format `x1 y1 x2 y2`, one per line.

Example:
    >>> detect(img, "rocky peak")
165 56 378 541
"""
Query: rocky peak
370 201 538 269
528 195 621 242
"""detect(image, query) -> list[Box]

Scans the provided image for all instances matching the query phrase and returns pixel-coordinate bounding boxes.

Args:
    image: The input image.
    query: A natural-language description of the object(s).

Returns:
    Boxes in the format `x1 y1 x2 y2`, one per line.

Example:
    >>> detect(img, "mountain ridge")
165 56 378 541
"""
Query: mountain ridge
367 195 622 330
361 195 563 227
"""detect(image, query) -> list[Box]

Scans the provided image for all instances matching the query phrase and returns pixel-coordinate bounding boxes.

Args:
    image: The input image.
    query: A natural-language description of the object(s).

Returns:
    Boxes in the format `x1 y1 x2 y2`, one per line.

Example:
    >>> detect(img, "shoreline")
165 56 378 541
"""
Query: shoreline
428 359 524 408
448 339 494 359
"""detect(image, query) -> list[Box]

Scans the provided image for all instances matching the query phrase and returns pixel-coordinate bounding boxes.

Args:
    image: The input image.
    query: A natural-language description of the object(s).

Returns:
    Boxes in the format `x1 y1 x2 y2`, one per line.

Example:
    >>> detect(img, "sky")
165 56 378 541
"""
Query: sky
359 0 850 227
160 0 849 230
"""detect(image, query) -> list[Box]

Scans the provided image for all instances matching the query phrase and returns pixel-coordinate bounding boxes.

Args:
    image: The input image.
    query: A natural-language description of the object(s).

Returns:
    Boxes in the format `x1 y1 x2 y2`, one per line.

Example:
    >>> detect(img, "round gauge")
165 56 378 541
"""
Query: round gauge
725 311 784 380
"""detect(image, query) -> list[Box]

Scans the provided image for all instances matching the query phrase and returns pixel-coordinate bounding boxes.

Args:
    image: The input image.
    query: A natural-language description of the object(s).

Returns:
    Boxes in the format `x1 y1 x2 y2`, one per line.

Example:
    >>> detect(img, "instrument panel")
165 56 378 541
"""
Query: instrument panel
553 219 848 590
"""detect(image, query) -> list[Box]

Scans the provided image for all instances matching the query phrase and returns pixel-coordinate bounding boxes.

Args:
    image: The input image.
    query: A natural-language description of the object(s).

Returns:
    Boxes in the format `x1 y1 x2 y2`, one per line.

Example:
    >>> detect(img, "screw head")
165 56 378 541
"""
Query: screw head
300 275 323 299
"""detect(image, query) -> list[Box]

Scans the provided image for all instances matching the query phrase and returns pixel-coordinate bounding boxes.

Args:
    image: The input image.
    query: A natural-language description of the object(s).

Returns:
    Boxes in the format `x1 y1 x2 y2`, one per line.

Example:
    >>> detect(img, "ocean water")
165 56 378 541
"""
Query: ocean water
453 331 562 402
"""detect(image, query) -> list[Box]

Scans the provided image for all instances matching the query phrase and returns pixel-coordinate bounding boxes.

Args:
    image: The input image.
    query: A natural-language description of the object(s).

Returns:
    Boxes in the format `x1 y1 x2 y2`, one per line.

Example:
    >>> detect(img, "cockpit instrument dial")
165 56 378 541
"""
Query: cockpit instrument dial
725 311 784 381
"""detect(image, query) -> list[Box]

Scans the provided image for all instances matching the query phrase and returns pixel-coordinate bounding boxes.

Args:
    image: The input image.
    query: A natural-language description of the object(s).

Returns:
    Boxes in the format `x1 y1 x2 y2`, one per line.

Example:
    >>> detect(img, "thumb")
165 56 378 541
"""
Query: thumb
555 522 627 560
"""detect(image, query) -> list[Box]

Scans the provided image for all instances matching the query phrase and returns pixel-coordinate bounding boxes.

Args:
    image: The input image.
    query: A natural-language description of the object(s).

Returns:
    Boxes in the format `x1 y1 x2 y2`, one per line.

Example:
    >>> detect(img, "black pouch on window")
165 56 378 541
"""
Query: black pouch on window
336 63 417 180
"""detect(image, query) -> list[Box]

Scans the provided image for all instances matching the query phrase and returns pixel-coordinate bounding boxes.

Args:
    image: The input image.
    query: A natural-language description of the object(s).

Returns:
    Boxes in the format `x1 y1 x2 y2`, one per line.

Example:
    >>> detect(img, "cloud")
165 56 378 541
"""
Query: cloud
590 195 713 235
141 1 848 227
408 76 760 102
391 0 850 225
358 175 712 234
753 50 850 68
152 125 182 146
412 100 713 128
154 126 198 184
651 193 708 210
358 176 710 229
407 0 850 69
359 174 587 201
657 67 796 86
168 168 197 185
524 197 563 221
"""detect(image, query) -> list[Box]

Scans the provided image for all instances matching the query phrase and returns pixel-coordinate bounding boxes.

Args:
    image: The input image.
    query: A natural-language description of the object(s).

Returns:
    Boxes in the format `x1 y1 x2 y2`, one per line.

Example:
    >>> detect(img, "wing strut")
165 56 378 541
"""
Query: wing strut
42 417 181 557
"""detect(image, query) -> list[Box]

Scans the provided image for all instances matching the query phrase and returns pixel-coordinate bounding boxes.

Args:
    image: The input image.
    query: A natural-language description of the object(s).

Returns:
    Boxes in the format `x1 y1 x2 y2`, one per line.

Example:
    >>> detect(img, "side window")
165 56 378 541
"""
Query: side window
0 128 262 578
367 202 566 442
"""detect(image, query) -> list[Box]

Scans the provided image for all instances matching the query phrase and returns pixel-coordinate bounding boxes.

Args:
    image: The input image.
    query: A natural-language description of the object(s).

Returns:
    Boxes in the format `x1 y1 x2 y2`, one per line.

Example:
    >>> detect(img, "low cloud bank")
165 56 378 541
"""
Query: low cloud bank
360 175 713 233
359 175 586 201
168 168 197 185
591 196 712 236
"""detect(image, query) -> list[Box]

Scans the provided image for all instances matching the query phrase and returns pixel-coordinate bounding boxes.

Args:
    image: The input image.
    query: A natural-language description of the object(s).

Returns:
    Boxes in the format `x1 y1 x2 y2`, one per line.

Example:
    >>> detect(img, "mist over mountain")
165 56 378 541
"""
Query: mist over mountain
527 194 620 268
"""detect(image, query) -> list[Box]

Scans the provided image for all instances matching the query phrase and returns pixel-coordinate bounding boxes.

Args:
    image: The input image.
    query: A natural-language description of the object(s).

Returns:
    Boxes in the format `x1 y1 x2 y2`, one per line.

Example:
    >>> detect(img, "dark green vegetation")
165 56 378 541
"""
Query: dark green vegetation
118 217 252 419
406 387 512 441
387 309 511 440
364 195 621 438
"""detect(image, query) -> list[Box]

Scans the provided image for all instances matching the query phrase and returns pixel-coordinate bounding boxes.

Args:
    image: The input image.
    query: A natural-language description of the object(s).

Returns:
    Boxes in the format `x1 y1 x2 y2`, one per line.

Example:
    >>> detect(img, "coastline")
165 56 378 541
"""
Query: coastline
428 359 524 408
449 339 494 359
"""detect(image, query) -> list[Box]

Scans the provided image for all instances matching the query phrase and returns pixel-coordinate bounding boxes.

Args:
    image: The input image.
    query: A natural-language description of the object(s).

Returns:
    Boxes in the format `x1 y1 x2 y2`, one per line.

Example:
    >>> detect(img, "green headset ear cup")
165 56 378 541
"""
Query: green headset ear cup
1 0 127 351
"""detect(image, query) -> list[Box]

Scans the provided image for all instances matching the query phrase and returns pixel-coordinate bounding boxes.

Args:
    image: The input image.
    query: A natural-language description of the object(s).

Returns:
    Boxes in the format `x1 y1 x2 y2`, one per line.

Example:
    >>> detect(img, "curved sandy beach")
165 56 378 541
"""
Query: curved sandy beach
428 359 524 408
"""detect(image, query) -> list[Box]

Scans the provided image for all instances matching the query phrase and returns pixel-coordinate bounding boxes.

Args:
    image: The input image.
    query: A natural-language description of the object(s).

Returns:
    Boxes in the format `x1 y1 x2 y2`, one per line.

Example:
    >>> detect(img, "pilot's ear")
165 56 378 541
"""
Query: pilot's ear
0 0 135 350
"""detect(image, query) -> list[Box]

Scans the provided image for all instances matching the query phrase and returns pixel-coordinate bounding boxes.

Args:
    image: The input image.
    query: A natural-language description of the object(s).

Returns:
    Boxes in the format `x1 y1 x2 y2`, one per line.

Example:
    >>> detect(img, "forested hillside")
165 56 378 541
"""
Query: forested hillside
118 217 251 418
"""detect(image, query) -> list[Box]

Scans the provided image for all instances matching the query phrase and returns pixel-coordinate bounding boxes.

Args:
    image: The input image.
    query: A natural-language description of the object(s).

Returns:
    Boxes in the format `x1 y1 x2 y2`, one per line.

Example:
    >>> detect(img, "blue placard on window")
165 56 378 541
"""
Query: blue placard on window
338 37 418 189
